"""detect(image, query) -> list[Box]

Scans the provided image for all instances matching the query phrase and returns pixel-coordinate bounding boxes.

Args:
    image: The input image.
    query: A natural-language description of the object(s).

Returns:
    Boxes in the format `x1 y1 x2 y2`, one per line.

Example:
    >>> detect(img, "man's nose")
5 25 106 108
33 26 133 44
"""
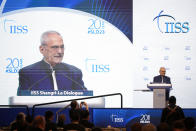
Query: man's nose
57 47 64 53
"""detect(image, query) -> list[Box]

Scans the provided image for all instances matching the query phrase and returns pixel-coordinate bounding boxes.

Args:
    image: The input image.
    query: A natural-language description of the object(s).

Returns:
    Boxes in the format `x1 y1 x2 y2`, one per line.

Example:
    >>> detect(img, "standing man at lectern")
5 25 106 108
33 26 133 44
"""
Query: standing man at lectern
17 31 87 95
153 67 171 102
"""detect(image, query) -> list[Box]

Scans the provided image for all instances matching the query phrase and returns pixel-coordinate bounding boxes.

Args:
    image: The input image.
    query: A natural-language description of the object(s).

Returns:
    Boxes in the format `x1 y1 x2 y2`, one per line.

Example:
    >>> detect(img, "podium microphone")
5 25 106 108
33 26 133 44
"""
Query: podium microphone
61 73 87 90
27 70 53 91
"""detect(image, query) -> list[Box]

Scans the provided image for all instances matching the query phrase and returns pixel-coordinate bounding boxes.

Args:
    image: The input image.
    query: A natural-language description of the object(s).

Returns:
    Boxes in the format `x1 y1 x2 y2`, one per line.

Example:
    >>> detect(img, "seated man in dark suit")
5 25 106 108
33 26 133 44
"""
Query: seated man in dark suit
153 67 171 101
79 110 94 128
17 31 87 95
160 96 185 126
64 110 85 131
44 111 57 131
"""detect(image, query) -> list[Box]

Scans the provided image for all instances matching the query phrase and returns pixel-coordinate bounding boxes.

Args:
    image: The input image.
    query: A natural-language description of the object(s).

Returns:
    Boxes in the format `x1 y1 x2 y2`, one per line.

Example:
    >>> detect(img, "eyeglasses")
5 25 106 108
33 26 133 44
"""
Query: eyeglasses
43 44 64 50
50 45 64 49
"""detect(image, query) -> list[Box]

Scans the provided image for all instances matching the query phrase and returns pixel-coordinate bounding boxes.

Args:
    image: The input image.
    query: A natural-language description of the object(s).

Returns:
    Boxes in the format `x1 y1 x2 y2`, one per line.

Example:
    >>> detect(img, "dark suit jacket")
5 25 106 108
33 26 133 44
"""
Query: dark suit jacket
153 75 171 84
17 60 86 95
63 123 85 131
79 120 94 128
160 105 185 125
45 120 57 131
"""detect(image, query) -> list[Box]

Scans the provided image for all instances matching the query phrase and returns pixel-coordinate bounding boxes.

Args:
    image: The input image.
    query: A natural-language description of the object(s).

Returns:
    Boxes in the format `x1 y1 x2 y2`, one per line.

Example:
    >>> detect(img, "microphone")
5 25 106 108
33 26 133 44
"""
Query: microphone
27 74 52 91
61 73 87 90
27 69 53 91
17 70 53 96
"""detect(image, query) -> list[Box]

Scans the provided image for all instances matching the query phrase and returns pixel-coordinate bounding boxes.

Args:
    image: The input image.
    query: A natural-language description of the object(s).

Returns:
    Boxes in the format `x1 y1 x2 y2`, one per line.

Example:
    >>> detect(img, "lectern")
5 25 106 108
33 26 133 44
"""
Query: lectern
147 83 172 108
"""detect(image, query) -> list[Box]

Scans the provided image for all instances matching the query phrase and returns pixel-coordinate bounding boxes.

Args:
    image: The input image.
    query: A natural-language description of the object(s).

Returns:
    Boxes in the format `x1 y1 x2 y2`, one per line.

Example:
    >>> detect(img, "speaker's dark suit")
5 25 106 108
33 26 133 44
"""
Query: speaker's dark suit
17 60 86 95
153 75 171 100
153 75 171 84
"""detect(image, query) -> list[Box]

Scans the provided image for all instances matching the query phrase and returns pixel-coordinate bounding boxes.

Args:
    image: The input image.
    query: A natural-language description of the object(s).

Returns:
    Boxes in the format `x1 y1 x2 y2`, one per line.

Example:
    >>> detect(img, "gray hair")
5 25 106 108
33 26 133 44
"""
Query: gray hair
40 30 63 45
159 67 166 71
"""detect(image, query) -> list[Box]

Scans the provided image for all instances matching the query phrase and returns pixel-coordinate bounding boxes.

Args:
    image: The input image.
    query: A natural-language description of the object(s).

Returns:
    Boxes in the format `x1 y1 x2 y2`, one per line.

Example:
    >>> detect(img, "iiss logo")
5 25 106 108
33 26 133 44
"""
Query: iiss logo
153 10 189 33
140 114 150 124
88 18 105 34
85 58 110 73
111 114 124 123
6 58 23 73
184 56 191 61
185 46 191 51
3 19 28 34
